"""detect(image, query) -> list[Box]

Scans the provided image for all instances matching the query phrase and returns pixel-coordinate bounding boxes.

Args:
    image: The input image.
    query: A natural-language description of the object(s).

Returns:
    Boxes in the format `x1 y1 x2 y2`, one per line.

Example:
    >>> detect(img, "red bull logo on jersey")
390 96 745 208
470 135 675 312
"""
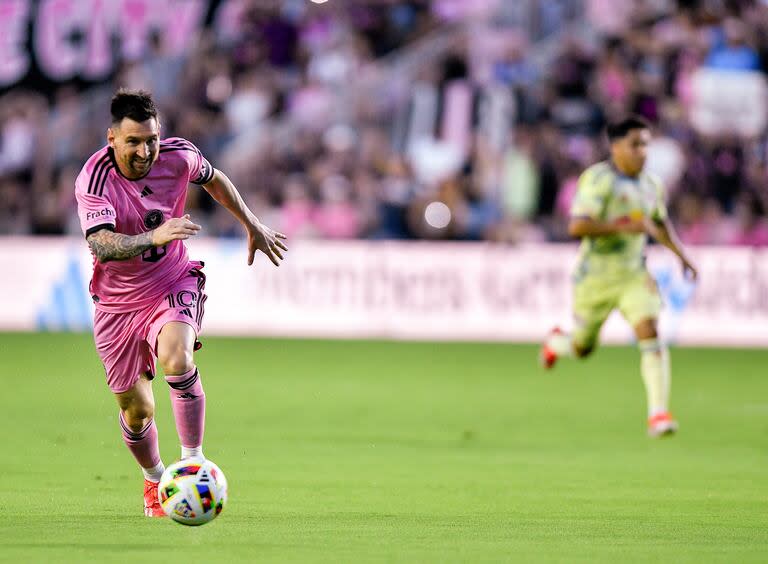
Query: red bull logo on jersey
85 208 115 221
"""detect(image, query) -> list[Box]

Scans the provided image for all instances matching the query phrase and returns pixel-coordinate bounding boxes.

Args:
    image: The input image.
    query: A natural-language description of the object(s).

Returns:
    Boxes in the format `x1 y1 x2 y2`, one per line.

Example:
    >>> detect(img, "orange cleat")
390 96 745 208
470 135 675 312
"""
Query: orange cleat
143 479 166 518
647 412 678 438
539 327 562 369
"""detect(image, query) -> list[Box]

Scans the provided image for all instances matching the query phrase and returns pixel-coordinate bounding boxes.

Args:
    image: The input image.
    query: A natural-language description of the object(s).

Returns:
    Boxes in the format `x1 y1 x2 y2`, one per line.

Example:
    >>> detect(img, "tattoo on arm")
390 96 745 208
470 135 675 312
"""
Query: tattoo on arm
87 229 154 263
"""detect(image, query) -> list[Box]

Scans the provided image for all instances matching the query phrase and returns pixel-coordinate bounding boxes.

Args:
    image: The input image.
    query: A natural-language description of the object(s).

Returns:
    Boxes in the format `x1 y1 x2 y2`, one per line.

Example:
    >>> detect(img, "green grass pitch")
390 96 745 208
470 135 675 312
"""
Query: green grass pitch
1 332 767 563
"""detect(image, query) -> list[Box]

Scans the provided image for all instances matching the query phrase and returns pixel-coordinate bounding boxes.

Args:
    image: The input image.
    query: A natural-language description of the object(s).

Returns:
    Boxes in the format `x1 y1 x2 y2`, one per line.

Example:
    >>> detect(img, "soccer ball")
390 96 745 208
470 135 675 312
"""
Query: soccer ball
158 459 228 526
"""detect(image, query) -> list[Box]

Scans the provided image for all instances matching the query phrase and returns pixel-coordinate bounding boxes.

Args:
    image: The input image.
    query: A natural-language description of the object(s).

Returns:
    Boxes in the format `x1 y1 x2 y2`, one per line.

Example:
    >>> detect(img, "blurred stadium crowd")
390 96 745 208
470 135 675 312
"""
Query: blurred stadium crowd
3 0 768 245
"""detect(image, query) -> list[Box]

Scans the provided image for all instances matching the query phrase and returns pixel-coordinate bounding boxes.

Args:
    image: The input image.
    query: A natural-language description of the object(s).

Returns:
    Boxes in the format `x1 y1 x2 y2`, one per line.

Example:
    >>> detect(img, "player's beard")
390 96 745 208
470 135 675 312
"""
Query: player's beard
130 155 155 176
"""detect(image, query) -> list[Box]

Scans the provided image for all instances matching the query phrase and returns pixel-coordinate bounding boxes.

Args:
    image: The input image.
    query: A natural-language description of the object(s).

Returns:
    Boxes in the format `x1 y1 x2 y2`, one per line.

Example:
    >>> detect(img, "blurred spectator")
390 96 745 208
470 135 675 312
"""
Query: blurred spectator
2 0 768 247
314 174 362 238
724 192 768 246
705 18 760 71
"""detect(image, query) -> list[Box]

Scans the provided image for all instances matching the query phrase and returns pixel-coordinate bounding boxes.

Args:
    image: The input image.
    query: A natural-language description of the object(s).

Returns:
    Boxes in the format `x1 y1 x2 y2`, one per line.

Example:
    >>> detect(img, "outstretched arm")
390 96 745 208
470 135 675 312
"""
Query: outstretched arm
202 168 287 266
569 215 698 280
568 216 647 238
86 215 201 263
653 218 698 280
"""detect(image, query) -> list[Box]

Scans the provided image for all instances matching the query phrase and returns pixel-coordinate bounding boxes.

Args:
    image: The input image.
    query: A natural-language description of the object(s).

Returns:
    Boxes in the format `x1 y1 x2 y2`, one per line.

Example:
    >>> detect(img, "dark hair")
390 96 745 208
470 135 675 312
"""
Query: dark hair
110 89 157 124
605 115 651 142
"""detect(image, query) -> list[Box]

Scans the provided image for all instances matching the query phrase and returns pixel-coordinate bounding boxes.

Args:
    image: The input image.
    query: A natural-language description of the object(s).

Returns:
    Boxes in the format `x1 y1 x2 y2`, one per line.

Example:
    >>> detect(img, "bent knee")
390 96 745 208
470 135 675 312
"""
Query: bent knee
158 348 194 375
122 402 155 430
574 344 595 358
633 318 658 341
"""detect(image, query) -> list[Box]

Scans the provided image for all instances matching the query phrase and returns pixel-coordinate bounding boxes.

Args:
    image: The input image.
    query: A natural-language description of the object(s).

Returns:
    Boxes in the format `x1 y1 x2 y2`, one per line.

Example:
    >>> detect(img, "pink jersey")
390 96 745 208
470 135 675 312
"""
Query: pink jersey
75 137 214 313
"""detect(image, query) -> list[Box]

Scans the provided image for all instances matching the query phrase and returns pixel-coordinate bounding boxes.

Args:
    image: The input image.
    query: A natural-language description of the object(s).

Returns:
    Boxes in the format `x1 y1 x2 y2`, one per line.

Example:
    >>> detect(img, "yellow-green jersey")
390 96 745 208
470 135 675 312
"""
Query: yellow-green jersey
571 161 667 278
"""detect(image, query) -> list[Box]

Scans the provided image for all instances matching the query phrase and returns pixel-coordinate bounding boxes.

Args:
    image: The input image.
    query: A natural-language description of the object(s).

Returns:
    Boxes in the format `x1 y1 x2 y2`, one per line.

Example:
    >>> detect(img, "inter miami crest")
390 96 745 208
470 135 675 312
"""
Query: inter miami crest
143 209 164 229
141 209 167 263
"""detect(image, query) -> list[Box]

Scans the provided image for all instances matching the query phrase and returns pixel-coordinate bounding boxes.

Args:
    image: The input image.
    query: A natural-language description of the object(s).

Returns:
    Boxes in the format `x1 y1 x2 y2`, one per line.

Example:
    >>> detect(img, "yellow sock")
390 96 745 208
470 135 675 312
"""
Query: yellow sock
639 339 670 417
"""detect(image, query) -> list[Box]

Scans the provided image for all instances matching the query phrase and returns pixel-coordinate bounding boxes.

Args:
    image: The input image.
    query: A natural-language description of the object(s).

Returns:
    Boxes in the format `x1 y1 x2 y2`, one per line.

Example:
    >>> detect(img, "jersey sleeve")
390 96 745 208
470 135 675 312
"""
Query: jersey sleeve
570 166 612 220
75 170 116 237
168 137 215 185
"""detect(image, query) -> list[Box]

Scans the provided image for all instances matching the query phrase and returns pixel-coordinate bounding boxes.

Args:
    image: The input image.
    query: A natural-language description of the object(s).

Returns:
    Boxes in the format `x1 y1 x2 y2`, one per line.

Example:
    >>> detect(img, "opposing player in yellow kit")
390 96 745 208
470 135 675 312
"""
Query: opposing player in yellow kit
540 116 697 437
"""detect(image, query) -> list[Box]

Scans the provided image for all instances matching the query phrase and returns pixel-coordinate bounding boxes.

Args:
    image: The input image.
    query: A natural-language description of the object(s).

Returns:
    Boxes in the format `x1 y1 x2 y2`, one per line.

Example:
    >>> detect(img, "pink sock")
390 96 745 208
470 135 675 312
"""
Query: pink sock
165 367 205 450
118 412 161 469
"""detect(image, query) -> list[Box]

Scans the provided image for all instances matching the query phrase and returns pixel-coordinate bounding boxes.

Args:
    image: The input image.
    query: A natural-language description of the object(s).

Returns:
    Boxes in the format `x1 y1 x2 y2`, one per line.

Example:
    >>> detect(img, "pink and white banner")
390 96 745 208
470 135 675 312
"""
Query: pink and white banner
2 237 767 347
0 0 248 89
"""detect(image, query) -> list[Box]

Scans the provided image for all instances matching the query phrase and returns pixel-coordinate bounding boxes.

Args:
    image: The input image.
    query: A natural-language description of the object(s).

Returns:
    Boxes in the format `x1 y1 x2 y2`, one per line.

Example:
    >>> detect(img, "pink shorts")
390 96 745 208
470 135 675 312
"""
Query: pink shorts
93 262 207 393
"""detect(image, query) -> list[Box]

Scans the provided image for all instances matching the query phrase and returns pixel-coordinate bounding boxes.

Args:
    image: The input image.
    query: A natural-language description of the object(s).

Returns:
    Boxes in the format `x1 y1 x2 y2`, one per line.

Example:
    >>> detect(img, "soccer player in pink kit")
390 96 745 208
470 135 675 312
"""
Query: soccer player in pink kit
75 90 287 517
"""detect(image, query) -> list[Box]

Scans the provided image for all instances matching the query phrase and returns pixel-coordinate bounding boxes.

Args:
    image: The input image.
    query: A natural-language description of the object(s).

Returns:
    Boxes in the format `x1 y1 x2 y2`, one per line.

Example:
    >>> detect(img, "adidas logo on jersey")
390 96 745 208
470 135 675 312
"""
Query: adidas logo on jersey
140 186 154 198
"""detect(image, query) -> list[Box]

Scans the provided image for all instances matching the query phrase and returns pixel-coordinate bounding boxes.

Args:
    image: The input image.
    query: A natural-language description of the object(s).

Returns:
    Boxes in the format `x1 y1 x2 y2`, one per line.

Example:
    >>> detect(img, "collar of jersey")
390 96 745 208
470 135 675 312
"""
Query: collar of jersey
108 147 153 182
608 159 641 181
